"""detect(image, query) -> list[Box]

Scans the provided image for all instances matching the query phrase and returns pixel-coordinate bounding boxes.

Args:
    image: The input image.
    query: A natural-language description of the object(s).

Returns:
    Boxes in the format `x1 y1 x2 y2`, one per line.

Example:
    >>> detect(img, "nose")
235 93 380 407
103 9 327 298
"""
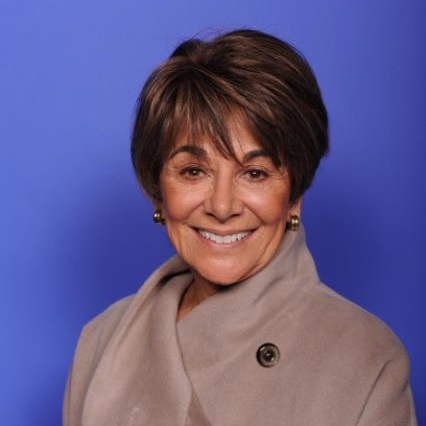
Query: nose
204 174 243 222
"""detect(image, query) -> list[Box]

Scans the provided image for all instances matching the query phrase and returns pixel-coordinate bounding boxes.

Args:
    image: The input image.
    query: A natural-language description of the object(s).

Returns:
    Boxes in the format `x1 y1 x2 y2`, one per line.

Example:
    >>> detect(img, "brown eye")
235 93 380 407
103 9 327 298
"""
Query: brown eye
181 167 204 178
246 169 268 180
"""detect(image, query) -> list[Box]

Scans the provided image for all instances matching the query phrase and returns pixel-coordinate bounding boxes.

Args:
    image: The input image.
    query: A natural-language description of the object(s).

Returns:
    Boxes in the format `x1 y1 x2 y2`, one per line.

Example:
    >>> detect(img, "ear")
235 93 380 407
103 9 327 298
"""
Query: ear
288 197 302 220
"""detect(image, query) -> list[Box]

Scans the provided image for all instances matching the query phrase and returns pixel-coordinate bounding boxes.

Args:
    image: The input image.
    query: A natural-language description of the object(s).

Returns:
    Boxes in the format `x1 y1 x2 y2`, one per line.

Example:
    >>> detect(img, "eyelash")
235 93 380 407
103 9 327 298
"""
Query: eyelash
179 166 270 182
244 168 269 180
181 166 204 178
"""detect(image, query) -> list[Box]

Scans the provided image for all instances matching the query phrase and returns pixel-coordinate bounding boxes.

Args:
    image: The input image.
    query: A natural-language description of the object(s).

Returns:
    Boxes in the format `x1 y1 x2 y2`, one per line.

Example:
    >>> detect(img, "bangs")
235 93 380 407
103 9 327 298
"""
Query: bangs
158 67 248 162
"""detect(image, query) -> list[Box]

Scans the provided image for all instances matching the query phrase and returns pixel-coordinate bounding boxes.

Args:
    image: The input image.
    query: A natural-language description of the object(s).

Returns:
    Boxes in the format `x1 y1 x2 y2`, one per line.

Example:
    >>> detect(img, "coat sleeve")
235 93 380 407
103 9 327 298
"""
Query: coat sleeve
63 324 96 426
63 296 134 426
356 350 417 426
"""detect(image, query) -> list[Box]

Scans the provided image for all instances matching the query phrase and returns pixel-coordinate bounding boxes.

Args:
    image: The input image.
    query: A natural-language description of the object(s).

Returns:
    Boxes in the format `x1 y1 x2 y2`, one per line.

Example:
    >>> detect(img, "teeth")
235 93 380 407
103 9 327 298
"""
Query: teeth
198 230 251 244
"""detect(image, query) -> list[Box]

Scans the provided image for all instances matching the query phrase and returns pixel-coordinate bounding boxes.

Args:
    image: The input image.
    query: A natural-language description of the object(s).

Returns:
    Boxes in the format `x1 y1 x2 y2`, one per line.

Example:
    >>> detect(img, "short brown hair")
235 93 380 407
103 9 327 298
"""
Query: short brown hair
131 29 328 204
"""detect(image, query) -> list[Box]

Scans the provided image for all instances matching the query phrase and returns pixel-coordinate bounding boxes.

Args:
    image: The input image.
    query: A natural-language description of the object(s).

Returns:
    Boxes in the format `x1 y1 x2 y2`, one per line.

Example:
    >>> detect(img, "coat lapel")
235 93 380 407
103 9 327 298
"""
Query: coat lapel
82 258 194 425
176 227 320 425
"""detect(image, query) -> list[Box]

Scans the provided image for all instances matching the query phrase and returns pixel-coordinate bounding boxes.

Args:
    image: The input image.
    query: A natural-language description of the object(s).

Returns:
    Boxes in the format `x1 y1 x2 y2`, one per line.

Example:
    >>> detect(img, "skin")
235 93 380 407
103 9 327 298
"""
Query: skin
159 120 301 320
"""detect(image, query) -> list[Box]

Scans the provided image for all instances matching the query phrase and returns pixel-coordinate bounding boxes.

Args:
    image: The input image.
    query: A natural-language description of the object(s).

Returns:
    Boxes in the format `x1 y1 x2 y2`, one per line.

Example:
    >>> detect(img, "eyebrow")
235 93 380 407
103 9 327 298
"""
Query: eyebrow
168 145 272 163
168 145 207 160
242 149 271 163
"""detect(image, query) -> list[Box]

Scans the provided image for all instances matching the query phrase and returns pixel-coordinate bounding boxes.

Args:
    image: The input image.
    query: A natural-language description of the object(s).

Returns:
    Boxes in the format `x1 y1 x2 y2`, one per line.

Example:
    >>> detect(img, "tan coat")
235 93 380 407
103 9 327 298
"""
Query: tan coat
64 228 417 425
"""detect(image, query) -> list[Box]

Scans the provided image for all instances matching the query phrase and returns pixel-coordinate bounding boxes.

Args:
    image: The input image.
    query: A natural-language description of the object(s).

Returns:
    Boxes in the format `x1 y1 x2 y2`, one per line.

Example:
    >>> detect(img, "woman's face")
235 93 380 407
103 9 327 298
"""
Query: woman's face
159 120 300 286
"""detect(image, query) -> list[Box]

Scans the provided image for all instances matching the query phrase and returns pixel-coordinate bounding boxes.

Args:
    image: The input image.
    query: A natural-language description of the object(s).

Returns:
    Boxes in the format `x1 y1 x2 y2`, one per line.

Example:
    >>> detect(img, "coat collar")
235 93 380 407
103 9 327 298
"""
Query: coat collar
82 226 319 425
176 226 320 423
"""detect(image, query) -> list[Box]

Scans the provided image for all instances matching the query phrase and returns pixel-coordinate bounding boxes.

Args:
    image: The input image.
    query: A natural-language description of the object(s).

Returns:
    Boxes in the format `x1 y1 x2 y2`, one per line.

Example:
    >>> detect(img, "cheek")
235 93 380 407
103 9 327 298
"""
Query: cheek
160 182 203 221
244 189 291 223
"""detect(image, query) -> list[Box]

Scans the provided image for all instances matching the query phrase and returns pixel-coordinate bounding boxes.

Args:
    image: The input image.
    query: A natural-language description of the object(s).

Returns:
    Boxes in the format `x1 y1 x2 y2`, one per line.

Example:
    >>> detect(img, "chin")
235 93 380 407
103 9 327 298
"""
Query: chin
196 266 252 286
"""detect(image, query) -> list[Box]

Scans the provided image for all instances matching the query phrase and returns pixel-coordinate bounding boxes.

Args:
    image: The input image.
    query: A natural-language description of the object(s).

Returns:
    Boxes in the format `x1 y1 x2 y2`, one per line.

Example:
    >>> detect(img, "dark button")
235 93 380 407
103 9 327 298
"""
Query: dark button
256 343 280 368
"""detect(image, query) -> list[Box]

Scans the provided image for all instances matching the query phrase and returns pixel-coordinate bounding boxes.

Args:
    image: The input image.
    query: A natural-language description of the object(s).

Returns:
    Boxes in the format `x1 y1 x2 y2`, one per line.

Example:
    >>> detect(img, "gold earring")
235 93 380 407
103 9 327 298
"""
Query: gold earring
286 214 300 231
153 210 165 225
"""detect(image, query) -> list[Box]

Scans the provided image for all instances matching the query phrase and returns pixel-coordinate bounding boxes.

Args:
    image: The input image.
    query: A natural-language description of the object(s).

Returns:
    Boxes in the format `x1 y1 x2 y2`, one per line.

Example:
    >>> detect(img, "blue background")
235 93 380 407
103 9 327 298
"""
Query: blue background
1 0 425 424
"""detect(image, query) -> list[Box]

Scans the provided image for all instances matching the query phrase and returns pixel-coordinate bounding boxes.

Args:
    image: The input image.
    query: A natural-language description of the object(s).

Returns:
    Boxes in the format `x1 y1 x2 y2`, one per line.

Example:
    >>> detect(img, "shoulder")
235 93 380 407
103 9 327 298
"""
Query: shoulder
68 295 135 379
279 283 416 423
78 255 189 351
308 285 417 424
80 295 135 354
300 282 409 373
86 294 135 332
70 254 189 364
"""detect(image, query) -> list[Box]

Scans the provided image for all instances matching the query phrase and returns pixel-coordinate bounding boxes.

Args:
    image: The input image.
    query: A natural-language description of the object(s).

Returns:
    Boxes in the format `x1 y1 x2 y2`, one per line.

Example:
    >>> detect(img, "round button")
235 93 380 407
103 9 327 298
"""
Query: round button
256 343 280 368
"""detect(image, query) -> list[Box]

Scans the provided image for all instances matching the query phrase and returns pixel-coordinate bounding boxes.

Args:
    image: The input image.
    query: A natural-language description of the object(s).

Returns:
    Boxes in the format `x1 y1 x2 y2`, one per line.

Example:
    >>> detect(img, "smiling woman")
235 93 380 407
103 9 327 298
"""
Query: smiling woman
64 29 417 426
161 120 295 303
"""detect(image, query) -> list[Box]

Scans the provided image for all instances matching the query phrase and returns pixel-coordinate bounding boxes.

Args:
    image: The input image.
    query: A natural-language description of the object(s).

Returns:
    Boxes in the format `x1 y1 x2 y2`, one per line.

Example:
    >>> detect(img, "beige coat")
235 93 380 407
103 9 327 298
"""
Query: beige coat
64 228 417 425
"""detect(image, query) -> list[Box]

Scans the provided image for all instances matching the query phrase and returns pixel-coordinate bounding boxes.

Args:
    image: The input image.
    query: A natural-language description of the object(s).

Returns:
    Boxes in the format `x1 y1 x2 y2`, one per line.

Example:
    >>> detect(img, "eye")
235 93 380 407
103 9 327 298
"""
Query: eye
245 169 269 180
181 166 204 178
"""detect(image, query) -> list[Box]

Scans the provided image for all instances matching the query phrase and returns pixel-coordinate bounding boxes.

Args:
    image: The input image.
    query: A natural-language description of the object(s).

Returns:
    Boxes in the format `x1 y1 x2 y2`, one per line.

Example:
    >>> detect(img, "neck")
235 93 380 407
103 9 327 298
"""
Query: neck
176 273 220 321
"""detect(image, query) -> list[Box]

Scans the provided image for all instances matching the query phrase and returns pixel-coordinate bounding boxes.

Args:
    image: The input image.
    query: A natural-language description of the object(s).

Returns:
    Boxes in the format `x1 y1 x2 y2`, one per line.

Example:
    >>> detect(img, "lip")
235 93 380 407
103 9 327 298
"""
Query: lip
194 227 254 236
192 227 256 246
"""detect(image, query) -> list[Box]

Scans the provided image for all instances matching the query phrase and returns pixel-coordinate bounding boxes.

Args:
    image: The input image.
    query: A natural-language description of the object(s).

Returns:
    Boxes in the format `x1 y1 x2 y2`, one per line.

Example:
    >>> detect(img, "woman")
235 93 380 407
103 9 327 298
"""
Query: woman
64 30 417 425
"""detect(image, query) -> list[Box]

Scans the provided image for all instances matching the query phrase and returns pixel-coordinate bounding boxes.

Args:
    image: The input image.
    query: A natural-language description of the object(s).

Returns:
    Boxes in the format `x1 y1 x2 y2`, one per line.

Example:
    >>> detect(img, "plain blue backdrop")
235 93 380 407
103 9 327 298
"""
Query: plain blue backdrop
1 0 425 424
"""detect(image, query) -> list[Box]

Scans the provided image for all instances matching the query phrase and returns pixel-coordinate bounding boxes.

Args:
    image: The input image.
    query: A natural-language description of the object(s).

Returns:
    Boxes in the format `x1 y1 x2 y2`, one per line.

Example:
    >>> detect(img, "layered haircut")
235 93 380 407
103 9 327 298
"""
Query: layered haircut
131 29 328 204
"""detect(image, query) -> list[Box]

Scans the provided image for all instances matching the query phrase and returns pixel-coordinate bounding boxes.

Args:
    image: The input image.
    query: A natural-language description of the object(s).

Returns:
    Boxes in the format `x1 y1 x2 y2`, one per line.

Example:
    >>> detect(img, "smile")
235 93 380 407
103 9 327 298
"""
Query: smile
197 229 252 244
